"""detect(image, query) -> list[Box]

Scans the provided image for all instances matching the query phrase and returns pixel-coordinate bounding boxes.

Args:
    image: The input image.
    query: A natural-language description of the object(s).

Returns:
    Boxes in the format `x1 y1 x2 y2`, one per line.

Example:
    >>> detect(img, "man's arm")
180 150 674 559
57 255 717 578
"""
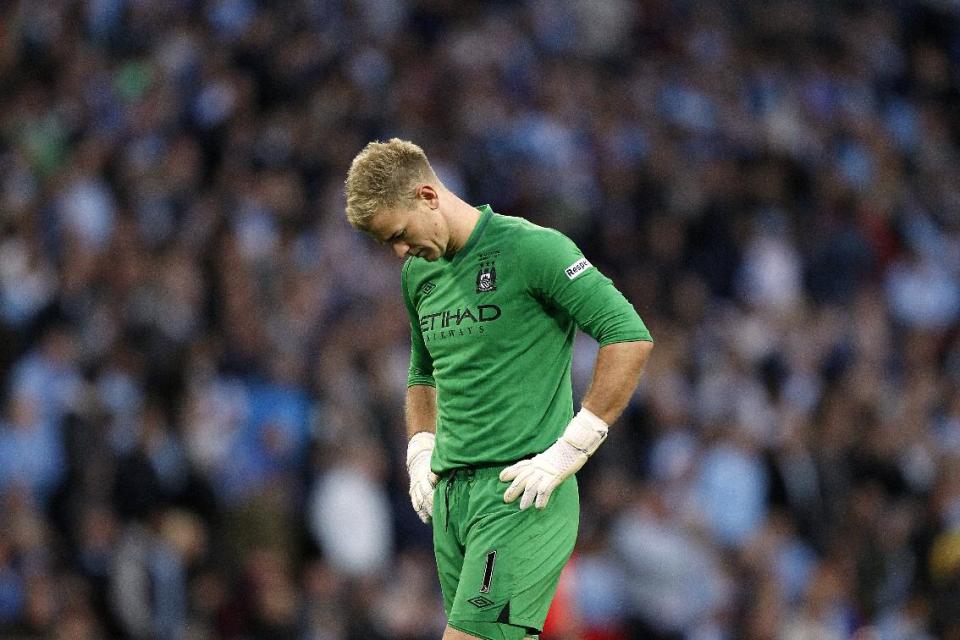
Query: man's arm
405 384 439 523
406 384 437 438
501 339 653 510
581 340 654 425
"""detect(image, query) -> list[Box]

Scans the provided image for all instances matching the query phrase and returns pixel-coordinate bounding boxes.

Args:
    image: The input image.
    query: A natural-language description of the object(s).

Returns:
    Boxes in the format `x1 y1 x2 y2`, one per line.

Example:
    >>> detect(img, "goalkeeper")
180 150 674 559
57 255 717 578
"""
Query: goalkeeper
345 139 654 640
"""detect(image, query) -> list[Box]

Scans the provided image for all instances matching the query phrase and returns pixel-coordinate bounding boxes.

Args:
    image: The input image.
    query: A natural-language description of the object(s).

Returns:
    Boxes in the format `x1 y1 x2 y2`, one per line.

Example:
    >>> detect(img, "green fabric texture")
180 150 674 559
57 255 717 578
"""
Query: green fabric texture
402 206 651 473
433 466 578 634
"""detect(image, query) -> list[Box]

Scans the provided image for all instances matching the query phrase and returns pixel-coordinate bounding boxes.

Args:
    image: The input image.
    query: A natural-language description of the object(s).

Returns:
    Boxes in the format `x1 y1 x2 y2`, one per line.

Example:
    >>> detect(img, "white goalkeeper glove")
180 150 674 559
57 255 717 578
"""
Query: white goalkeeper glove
406 432 440 523
500 408 608 510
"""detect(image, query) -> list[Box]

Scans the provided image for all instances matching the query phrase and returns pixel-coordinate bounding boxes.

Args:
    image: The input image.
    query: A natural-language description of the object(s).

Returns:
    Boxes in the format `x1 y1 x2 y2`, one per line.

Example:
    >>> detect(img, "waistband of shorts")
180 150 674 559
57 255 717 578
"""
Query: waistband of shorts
439 456 534 479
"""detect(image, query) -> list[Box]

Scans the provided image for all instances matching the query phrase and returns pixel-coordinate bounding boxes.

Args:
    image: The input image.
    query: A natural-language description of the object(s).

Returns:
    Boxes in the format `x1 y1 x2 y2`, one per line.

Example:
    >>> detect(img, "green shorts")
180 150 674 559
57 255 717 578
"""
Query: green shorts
433 465 579 639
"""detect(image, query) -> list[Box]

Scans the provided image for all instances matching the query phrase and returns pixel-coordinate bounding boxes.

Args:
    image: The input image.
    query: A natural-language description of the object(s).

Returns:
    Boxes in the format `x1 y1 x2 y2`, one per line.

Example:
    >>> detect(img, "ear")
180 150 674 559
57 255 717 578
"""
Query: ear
417 184 440 210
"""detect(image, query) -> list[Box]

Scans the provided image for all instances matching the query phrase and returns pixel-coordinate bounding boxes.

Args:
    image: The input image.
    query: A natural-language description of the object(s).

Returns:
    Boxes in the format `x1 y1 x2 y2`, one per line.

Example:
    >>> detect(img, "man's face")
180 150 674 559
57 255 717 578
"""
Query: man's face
366 199 448 261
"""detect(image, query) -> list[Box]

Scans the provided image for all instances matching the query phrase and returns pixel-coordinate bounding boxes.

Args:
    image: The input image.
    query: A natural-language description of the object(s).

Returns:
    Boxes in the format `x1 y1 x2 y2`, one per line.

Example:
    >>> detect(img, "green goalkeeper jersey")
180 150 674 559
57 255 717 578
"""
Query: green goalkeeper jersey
402 205 652 473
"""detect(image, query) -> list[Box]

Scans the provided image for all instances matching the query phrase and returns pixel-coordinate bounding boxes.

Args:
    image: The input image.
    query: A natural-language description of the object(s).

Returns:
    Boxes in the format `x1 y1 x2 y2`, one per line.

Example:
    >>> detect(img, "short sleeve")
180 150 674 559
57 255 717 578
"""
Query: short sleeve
402 260 436 387
520 227 652 345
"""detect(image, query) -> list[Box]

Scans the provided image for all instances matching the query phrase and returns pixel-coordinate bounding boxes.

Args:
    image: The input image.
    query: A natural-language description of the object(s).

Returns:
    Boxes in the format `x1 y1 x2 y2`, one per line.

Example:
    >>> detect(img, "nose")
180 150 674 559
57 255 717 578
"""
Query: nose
392 242 410 258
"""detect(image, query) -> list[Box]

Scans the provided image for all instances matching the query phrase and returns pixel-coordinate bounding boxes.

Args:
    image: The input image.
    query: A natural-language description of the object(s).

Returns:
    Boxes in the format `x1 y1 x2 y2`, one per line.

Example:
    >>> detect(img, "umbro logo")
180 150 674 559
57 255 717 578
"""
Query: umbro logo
420 281 436 295
467 596 495 609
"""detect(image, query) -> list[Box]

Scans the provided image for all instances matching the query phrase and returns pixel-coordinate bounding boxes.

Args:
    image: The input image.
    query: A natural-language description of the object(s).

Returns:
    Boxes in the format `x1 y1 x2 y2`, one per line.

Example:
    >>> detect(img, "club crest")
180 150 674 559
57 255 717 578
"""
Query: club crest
476 264 497 293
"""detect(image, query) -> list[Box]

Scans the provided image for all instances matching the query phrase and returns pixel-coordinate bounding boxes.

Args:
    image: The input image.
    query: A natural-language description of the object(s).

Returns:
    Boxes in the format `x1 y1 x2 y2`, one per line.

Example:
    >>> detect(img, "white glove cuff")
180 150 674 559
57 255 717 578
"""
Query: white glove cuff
561 407 608 457
406 431 435 469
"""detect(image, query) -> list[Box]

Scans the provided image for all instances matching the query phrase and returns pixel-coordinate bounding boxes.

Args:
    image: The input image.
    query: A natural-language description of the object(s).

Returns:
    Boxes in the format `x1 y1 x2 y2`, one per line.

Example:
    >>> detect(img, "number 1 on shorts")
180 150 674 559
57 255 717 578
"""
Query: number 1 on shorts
480 550 497 593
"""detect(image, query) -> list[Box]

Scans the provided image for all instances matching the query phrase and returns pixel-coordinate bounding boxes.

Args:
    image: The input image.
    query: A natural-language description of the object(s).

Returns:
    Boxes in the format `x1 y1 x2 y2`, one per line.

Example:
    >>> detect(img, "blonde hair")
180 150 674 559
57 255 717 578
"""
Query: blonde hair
344 138 437 229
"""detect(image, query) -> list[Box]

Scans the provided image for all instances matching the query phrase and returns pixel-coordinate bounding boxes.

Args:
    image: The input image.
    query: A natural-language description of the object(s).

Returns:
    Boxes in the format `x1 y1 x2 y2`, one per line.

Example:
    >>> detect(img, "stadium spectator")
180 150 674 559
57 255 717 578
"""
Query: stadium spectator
0 1 958 637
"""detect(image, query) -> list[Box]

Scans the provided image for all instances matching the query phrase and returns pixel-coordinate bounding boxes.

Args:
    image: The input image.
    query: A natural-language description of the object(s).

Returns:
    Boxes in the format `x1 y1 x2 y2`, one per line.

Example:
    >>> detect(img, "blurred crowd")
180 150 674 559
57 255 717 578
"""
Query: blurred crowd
1 0 960 638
